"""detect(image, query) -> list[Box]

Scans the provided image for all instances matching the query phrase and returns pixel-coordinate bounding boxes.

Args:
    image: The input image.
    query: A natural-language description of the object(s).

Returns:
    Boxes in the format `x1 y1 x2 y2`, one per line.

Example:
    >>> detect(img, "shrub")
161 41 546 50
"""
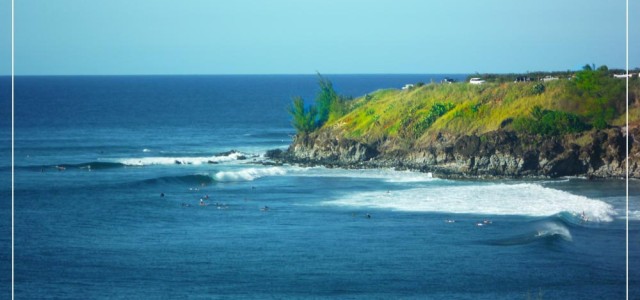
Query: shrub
532 83 545 95
411 102 455 137
513 106 589 136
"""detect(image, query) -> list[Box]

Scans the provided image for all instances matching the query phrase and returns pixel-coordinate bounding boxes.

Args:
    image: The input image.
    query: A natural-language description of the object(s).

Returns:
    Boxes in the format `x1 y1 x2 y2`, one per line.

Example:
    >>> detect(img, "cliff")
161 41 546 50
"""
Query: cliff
268 126 638 179
270 74 640 178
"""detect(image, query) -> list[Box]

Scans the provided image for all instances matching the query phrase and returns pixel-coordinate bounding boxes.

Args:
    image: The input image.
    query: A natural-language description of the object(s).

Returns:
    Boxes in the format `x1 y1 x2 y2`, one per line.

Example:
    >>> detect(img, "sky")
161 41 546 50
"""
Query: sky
0 0 638 75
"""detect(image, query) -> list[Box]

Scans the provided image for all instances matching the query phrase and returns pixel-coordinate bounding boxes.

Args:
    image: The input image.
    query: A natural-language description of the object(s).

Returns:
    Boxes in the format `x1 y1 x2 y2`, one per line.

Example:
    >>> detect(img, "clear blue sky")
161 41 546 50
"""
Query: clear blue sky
1 0 638 75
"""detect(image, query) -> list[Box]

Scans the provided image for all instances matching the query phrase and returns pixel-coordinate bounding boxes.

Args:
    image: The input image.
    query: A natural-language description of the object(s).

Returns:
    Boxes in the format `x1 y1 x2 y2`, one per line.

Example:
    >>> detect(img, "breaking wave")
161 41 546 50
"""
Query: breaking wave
324 182 616 222
487 219 573 246
289 166 437 183
213 167 286 182
117 151 248 166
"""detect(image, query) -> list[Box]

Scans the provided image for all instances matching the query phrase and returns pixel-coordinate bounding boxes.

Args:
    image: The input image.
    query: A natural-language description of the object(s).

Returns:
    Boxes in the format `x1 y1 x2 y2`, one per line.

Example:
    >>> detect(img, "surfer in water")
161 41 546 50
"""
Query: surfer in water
580 211 589 222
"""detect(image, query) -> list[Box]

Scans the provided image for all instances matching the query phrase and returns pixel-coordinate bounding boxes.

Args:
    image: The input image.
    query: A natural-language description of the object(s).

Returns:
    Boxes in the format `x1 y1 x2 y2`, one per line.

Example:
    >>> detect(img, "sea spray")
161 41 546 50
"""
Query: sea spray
118 151 246 166
214 167 287 182
323 182 616 222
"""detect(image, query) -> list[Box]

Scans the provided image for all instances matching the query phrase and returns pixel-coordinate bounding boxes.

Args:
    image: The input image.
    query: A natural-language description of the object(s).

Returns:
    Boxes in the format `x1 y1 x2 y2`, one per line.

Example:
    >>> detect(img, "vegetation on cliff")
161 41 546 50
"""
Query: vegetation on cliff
287 74 351 133
289 66 638 148
279 66 639 178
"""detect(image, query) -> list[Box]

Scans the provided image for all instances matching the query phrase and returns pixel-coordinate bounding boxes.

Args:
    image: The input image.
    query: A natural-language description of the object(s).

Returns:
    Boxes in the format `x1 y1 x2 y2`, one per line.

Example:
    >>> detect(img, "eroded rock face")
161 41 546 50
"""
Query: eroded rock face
270 127 638 179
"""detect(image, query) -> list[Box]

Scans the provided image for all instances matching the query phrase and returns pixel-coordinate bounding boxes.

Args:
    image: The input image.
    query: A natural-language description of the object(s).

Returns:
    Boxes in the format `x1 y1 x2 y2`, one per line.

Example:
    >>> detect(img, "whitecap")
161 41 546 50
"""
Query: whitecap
118 151 245 166
214 167 286 182
288 166 438 183
324 183 616 222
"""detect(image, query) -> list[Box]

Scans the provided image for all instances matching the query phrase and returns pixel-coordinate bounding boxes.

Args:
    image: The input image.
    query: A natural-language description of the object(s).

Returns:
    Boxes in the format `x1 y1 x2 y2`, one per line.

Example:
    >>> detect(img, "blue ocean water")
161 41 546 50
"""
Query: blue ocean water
1 75 639 299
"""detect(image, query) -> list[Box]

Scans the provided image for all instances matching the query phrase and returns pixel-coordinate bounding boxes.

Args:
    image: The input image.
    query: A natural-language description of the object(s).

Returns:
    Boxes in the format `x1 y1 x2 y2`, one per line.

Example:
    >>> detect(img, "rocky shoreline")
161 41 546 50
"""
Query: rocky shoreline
266 127 639 179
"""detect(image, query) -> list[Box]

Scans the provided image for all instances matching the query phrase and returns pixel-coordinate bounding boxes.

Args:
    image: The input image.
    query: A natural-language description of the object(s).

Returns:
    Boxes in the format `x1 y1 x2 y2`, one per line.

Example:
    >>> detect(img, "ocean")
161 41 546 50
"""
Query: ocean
1 74 639 299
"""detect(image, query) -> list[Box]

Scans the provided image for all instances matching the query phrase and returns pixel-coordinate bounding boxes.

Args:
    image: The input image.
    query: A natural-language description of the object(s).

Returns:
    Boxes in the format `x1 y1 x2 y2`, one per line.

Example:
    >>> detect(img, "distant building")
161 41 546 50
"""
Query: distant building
469 78 485 85
402 84 415 90
541 76 559 82
514 76 533 82
613 73 633 78
441 77 456 84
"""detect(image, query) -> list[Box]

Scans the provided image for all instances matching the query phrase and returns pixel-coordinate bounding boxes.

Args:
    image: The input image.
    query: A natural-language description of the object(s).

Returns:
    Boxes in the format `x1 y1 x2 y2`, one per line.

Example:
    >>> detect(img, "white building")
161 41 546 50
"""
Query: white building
469 78 485 85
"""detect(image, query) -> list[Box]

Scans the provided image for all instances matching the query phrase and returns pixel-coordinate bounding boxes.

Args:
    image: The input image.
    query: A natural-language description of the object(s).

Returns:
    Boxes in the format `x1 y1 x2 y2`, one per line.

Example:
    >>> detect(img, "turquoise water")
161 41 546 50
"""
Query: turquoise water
1 75 639 299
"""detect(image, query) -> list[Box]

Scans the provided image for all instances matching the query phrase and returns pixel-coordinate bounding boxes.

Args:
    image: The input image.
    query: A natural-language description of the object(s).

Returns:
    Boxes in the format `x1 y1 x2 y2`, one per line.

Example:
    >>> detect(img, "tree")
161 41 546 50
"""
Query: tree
288 74 351 134
288 96 318 133
315 74 339 125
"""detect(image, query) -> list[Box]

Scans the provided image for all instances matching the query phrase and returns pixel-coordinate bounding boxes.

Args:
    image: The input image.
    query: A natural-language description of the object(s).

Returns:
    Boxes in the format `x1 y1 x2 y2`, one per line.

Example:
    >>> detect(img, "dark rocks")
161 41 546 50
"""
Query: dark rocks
265 148 285 159
273 127 637 179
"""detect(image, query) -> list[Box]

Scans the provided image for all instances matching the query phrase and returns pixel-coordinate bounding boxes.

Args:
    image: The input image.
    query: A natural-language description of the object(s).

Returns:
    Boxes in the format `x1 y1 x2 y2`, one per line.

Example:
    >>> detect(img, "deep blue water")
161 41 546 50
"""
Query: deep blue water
1 75 639 299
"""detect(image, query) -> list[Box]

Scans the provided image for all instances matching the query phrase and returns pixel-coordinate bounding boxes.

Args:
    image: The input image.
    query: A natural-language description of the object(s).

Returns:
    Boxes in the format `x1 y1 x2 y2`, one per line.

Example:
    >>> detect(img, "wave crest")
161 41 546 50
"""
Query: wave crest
324 183 616 222
488 220 572 246
118 151 247 166
214 167 286 182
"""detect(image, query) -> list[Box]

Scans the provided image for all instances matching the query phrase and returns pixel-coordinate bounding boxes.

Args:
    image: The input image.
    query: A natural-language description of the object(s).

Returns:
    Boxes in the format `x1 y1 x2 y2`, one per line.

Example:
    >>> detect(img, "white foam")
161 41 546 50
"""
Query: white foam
288 166 437 183
142 148 151 153
535 222 572 241
324 183 616 222
118 152 244 166
214 167 286 182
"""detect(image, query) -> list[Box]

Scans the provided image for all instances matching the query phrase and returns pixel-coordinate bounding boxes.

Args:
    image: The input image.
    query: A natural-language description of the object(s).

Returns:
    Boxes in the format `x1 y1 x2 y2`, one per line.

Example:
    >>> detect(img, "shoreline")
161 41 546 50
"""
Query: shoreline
266 126 638 180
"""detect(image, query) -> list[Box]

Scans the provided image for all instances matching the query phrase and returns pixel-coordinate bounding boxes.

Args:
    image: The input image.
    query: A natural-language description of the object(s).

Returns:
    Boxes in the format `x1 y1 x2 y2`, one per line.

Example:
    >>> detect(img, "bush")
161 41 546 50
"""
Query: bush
592 116 607 130
513 106 589 136
411 102 455 137
532 83 545 95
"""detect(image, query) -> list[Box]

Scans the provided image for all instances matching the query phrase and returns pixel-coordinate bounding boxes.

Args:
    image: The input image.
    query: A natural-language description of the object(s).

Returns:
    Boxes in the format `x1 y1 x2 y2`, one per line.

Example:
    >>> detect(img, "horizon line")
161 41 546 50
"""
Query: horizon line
2 68 638 77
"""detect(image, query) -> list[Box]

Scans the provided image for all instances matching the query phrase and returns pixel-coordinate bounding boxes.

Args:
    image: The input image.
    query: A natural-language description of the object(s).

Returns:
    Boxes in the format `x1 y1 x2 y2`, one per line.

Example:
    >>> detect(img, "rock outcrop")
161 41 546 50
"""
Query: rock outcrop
268 127 638 179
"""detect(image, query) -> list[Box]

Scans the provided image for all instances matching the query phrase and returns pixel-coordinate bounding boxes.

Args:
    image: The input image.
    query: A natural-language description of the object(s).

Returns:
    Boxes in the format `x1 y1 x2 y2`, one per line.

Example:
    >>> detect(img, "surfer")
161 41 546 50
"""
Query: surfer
580 211 589 222
261 206 269 211
160 193 165 197
365 213 371 219
199 199 206 206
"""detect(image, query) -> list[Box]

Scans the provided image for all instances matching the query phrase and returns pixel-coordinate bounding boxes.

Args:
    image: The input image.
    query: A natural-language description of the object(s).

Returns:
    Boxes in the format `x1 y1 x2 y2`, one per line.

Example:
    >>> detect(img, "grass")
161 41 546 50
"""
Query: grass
321 78 638 146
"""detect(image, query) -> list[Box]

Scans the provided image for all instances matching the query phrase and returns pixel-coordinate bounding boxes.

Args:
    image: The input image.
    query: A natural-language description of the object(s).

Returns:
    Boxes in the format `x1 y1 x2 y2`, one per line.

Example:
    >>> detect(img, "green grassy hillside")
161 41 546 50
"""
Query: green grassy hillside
318 74 639 145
